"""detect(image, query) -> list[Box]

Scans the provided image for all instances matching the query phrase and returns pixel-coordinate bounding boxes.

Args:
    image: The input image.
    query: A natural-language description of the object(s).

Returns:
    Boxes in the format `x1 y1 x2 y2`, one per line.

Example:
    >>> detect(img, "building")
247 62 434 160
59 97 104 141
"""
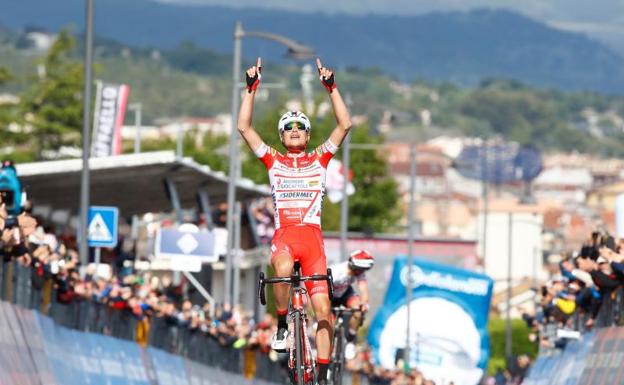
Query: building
587 181 624 211
476 198 544 282
533 166 593 205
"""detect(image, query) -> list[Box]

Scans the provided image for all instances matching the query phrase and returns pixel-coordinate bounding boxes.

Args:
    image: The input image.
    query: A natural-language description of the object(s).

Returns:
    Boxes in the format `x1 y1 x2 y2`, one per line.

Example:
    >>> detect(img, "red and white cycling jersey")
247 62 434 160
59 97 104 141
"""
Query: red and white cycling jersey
255 140 338 229
329 261 367 298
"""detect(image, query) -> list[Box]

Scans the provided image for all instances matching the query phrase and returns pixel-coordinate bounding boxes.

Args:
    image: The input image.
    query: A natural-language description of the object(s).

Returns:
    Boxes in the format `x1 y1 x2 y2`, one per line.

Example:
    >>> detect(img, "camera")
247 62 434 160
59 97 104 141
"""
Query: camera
0 160 22 216
3 216 18 229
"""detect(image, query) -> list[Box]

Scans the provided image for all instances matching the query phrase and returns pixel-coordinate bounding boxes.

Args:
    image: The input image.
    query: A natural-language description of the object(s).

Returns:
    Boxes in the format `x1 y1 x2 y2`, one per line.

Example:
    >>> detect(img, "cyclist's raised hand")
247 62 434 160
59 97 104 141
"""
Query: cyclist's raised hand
246 57 262 93
316 57 336 93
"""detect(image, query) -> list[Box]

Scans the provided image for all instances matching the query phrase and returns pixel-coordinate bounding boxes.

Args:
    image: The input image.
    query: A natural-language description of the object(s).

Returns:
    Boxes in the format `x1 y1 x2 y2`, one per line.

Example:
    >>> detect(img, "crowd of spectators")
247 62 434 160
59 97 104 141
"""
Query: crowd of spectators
250 198 275 245
345 346 441 385
522 230 624 354
0 198 280 355
0 196 460 384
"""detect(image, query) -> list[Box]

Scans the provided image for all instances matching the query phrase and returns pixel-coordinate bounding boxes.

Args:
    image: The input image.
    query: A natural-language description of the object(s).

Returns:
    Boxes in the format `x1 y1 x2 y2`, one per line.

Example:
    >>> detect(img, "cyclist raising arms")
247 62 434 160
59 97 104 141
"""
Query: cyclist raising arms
238 57 352 385
330 250 374 342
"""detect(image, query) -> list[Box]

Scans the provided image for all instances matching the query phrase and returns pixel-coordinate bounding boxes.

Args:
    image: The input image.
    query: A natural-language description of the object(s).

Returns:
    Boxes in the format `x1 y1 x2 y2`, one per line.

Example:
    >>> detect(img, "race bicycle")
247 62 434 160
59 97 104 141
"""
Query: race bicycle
258 262 334 385
328 306 365 385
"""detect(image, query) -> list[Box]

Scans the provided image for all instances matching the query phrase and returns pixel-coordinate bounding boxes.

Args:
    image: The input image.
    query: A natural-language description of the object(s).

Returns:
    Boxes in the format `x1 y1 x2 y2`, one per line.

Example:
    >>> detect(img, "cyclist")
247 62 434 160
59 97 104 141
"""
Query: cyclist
330 250 374 343
238 57 352 385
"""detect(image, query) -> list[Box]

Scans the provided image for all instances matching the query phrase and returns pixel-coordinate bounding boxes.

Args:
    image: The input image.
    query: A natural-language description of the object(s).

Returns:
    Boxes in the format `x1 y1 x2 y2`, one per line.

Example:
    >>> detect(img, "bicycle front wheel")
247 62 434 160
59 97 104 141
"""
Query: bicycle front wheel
294 312 305 385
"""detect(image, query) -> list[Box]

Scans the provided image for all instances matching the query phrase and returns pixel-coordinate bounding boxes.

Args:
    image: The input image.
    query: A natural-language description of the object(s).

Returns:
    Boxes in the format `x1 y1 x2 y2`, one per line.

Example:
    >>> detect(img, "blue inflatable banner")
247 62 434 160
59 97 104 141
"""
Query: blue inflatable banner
367 257 493 385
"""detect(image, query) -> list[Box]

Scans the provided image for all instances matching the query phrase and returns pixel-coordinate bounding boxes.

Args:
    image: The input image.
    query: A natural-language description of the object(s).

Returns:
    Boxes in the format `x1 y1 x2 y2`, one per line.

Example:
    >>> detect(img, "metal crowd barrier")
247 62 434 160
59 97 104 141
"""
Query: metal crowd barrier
0 259 286 382
594 287 624 328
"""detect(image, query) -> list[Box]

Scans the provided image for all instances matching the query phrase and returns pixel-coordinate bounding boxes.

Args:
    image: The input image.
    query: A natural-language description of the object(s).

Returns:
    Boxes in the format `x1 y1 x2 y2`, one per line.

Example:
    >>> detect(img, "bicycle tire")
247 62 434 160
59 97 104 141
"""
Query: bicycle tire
294 311 305 385
335 325 345 385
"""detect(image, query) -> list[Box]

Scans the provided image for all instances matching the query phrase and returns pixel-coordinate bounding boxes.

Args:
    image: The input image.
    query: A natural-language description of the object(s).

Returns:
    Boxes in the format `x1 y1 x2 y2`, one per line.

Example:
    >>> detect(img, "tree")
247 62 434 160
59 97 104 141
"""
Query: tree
342 125 401 233
487 317 537 375
0 66 13 130
0 66 28 149
185 130 230 172
241 104 401 233
20 30 83 159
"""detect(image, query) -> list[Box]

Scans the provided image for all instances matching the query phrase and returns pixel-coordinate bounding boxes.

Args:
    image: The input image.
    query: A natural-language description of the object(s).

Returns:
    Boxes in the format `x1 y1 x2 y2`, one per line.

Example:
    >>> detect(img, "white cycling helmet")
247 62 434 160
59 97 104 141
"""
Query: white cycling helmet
349 250 375 271
278 111 311 134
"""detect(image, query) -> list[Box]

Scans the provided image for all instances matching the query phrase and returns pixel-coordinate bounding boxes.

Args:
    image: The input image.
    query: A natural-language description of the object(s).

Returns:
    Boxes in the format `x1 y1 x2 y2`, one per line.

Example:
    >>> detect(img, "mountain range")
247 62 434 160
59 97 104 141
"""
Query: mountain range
2 0 624 93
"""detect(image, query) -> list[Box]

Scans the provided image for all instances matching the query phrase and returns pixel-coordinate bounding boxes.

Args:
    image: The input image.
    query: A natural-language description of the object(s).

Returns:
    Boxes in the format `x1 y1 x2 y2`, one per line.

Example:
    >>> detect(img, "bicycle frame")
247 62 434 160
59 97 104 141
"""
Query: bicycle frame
329 306 366 385
258 262 334 385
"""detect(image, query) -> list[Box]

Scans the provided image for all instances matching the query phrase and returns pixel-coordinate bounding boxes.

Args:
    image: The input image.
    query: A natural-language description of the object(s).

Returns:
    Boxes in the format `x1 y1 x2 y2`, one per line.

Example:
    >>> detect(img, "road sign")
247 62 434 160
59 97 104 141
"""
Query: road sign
154 225 218 272
87 206 118 248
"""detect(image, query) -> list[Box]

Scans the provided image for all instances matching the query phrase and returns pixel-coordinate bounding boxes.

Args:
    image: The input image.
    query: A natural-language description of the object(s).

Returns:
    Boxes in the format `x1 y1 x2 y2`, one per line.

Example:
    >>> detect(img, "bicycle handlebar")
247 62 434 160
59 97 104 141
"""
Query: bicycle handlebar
262 275 330 284
332 306 363 315
332 305 367 328
258 268 334 306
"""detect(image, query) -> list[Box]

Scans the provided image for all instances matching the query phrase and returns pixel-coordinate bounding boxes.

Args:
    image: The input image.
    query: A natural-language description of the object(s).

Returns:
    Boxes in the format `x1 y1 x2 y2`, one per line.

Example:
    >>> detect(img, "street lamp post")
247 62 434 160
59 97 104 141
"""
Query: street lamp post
79 0 94 267
504 212 542 360
405 142 417 372
339 94 355 261
128 103 142 154
339 131 351 261
506 211 513 360
224 22 315 306
343 141 418 370
481 141 489 272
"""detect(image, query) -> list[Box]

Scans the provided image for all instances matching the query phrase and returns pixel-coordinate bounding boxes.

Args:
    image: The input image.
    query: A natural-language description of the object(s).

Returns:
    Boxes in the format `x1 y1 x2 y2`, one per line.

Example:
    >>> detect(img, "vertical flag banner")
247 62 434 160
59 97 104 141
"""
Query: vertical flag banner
368 257 493 385
91 81 130 157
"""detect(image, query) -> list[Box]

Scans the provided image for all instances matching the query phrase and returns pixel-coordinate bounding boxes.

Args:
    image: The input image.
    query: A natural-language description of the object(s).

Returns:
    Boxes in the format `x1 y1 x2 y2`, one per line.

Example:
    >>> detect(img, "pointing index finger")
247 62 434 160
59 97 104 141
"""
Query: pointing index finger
316 57 323 70
256 57 262 71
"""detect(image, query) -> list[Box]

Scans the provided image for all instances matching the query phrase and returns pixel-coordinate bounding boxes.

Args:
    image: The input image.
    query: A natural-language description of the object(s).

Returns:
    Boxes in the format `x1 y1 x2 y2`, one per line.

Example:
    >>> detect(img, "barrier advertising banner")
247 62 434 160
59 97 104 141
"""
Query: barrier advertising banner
367 257 493 385
91 81 130 157
0 300 280 385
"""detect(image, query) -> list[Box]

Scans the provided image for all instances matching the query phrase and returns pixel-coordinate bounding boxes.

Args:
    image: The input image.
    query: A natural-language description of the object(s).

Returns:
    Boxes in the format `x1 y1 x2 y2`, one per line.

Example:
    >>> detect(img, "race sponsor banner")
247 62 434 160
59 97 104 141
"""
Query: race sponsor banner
91 81 130 157
148 347 190 385
15 306 58 385
0 301 282 385
579 328 609 385
548 330 595 385
0 302 40 385
578 326 624 385
367 257 493 385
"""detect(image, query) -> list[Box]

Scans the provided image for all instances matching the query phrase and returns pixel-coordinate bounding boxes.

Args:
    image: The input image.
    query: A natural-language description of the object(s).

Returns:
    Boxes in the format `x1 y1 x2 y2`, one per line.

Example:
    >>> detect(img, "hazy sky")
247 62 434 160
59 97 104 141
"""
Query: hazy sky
157 0 624 54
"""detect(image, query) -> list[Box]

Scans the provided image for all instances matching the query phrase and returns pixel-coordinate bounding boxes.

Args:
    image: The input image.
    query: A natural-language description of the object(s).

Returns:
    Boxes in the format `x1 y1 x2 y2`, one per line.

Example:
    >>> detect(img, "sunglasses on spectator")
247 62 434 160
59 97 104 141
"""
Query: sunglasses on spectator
283 122 309 132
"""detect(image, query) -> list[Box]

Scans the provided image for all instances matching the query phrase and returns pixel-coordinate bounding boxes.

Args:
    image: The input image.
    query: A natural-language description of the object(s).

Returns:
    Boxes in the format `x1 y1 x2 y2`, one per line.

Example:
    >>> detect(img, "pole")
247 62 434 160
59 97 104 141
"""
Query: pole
133 104 142 154
405 142 416 372
481 141 489 273
94 247 101 266
176 122 183 158
340 131 351 261
225 21 243 307
182 271 216 309
79 0 94 268
506 211 513 360
233 202 242 306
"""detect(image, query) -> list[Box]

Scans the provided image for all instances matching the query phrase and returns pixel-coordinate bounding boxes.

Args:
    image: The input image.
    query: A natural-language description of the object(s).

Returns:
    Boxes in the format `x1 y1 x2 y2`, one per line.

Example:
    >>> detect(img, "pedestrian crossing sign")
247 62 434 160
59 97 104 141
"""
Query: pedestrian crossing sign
87 206 118 248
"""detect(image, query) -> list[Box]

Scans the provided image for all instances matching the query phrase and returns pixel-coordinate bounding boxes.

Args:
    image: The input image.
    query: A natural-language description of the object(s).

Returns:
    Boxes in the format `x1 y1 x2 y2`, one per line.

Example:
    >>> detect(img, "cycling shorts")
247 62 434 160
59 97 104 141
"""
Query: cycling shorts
331 285 360 308
270 225 328 296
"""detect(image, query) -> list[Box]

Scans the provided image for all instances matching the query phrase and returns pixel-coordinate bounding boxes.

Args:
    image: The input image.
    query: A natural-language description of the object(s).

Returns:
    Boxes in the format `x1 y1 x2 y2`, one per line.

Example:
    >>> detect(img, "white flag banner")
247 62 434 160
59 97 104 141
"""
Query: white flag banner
326 158 355 203
91 81 130 157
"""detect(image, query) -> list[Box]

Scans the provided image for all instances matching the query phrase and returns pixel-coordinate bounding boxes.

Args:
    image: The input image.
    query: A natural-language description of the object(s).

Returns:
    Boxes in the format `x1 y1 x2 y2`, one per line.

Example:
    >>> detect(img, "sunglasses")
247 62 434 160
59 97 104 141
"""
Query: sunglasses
283 122 309 132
